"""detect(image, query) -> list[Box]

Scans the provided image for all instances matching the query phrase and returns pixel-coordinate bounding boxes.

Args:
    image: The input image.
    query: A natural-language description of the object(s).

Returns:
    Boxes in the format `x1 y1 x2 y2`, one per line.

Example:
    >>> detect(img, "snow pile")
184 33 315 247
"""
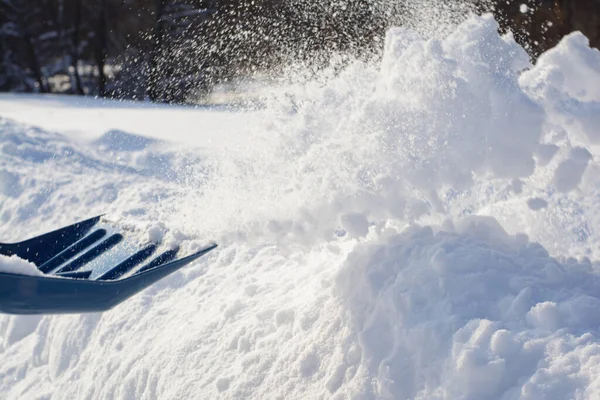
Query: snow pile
2 12 600 400
0 255 43 276
169 14 599 258
521 32 600 147
337 217 600 399
175 16 537 240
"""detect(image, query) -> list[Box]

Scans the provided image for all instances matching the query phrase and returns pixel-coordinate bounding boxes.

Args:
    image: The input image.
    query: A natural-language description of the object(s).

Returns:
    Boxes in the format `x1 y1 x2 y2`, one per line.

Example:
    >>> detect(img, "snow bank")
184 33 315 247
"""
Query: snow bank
2 11 600 400
337 217 600 399
0 255 43 276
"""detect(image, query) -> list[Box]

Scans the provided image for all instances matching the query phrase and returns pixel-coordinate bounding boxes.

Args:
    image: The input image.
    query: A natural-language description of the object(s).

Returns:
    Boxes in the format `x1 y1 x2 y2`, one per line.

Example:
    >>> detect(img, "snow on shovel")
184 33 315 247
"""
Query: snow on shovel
0 215 217 314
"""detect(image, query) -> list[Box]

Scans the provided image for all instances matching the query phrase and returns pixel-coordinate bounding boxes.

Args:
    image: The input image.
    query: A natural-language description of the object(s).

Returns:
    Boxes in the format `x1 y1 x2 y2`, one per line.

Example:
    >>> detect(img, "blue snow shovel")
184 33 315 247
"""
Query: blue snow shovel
0 215 217 314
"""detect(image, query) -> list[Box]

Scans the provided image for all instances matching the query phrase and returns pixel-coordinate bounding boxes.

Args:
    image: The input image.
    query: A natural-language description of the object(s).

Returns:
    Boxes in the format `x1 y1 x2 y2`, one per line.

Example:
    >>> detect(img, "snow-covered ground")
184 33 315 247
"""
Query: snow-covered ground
0 93 262 148
2 13 600 399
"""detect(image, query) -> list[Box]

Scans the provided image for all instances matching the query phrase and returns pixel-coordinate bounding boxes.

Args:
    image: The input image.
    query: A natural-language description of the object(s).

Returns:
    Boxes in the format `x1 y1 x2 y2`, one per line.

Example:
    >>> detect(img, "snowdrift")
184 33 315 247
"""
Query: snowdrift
2 13 600 400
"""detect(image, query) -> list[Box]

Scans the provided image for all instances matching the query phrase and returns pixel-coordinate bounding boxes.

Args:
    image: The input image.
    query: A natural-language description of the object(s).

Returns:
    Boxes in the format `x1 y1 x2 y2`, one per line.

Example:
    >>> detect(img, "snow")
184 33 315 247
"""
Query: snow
0 93 262 148
0 255 43 276
2 12 600 400
527 197 548 211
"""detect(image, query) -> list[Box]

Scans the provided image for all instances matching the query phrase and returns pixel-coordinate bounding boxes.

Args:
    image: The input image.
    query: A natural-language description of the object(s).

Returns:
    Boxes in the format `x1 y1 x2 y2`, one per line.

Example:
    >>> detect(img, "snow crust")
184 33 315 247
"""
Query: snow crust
2 12 600 400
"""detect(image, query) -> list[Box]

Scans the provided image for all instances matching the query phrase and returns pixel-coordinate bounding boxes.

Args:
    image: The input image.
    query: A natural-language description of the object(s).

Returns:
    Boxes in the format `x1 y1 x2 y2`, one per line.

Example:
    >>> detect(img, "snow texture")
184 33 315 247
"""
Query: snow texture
2 12 600 400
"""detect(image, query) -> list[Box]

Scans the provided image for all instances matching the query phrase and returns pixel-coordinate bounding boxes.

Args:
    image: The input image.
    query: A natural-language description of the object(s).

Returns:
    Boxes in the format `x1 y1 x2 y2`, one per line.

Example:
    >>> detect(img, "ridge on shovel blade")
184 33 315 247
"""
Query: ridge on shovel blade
0 215 217 315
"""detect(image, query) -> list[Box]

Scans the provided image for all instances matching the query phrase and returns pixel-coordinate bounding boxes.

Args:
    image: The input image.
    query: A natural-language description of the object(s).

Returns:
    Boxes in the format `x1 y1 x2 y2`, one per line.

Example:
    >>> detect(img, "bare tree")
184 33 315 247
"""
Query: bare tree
71 0 84 94
147 0 166 101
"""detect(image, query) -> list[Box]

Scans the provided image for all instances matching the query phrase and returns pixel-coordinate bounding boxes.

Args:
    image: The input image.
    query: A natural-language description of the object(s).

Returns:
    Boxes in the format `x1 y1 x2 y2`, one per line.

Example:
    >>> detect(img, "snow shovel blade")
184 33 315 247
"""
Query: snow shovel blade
0 215 217 315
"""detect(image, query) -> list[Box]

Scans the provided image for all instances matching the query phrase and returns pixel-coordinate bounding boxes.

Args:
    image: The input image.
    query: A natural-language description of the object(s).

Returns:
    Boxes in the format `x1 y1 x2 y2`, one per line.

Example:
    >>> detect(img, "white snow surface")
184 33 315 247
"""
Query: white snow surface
2 13 600 400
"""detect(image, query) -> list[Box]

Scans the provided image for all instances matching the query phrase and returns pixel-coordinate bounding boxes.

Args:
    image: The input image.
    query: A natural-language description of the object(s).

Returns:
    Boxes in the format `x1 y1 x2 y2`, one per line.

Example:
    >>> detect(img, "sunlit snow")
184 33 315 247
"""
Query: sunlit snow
2 13 600 400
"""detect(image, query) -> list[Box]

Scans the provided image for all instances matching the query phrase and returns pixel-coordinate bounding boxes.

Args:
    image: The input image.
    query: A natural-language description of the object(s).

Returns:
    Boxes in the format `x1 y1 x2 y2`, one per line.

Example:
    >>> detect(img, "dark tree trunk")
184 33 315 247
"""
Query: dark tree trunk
0 39 9 91
72 0 84 94
94 0 107 96
22 31 48 93
147 0 166 102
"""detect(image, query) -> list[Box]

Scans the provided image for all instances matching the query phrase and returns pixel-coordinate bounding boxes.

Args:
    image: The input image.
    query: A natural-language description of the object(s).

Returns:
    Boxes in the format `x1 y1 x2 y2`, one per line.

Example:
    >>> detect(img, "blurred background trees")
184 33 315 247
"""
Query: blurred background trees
0 0 598 103
477 0 600 59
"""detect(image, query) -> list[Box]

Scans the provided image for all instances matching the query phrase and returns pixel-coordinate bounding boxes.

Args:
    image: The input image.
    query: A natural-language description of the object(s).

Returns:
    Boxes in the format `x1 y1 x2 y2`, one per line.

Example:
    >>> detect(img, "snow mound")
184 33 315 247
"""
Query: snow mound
336 217 600 399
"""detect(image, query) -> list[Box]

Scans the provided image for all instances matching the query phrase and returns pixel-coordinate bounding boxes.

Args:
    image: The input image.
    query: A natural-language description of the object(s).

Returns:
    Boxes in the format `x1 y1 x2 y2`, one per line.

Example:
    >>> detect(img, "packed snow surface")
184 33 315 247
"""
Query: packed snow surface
2 13 600 400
